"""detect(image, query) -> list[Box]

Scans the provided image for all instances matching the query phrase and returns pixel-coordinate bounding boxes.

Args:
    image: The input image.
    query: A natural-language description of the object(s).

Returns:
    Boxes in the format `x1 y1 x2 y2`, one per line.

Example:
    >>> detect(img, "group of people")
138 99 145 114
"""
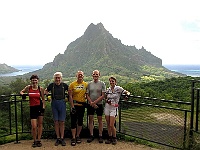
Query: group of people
20 70 130 147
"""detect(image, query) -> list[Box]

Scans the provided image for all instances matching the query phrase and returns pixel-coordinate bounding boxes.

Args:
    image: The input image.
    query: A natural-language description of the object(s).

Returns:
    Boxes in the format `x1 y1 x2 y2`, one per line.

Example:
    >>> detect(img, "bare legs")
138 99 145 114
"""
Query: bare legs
71 125 82 139
77 125 82 137
54 121 65 139
31 119 37 142
37 116 43 141
88 115 94 136
97 116 103 136
105 115 117 144
31 116 43 144
88 115 103 136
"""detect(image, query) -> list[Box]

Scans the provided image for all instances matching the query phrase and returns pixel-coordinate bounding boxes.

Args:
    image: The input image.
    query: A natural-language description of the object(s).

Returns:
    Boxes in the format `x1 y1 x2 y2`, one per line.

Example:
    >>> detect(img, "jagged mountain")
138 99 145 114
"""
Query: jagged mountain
0 63 19 74
26 23 183 80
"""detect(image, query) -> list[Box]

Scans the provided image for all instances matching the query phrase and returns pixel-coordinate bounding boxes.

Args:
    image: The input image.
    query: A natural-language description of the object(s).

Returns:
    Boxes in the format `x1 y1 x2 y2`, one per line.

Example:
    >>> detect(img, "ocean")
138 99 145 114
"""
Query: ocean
0 65 43 77
0 65 200 77
164 64 200 77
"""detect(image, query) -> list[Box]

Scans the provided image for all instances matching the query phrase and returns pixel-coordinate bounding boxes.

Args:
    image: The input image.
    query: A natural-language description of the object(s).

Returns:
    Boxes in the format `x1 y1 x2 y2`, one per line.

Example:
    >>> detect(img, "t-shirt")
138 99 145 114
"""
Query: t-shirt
46 82 68 100
86 80 106 104
106 85 125 105
29 86 41 106
69 81 88 103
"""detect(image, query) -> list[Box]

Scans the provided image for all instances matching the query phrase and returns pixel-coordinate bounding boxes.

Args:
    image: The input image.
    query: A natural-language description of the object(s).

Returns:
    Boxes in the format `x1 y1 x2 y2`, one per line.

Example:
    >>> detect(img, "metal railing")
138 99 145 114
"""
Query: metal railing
118 96 191 149
0 84 198 149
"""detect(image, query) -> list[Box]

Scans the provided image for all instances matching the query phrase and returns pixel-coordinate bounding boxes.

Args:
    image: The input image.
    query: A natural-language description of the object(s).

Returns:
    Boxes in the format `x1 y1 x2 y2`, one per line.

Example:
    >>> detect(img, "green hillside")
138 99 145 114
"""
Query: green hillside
0 63 19 74
21 23 184 80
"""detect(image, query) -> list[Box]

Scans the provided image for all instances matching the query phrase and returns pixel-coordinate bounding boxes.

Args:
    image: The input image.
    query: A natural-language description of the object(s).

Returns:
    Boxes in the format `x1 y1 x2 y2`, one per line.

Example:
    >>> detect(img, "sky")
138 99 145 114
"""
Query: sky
0 0 200 66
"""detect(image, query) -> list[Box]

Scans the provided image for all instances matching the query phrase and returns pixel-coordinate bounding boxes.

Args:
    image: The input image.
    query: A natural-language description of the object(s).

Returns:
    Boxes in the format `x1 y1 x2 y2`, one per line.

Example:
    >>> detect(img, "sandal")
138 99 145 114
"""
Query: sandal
71 138 76 146
76 137 81 144
32 141 37 147
36 141 42 147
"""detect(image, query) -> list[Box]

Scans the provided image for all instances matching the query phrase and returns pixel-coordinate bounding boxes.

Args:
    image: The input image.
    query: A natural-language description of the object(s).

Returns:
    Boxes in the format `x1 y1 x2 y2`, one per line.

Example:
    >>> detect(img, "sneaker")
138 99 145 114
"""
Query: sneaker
112 137 117 145
36 141 42 147
87 135 94 143
60 139 66 146
76 137 82 144
71 138 76 146
98 136 103 143
55 138 60 146
32 141 37 148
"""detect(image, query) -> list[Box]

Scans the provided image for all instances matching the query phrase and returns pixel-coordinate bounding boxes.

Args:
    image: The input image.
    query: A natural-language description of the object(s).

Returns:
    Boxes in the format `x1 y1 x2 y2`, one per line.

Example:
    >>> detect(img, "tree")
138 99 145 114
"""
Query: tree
9 78 29 94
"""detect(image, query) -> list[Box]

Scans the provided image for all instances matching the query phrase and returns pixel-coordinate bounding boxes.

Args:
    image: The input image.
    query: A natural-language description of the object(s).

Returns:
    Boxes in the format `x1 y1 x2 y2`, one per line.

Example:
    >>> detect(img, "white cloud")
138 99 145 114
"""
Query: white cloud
0 0 200 66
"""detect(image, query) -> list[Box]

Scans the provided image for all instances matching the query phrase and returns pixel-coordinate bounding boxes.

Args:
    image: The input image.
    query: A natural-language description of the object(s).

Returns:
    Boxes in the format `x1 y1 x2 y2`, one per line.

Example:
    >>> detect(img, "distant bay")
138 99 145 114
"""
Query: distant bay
0 65 42 77
0 65 200 77
164 64 200 77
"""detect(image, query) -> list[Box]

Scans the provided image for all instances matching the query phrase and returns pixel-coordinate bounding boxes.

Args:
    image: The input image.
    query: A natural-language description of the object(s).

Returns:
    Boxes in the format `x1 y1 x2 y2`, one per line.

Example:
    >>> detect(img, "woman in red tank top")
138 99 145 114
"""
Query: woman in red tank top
20 74 45 147
28 87 41 106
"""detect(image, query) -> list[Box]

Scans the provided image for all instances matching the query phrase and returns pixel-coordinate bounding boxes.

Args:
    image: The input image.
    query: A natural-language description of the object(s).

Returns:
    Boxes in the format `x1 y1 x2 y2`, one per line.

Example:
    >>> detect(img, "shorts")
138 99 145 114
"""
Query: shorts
51 99 66 121
70 105 85 129
104 103 118 117
87 104 103 116
30 105 44 119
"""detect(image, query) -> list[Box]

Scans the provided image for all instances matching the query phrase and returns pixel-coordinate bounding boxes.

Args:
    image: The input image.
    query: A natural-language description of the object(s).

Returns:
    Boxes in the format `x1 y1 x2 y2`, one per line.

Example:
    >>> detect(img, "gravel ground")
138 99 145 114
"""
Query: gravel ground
0 139 159 150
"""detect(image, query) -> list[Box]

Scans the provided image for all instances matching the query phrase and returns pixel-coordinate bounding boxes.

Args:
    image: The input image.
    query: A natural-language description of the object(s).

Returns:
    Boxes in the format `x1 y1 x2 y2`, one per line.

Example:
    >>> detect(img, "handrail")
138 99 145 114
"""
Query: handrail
0 92 194 149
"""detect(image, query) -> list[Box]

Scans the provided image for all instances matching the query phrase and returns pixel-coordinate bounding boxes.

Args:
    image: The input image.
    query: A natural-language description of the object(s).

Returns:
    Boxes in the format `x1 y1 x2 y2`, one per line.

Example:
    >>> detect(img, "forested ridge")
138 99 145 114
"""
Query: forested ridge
0 76 198 103
20 23 184 80
124 76 200 102
0 23 184 84
0 63 19 74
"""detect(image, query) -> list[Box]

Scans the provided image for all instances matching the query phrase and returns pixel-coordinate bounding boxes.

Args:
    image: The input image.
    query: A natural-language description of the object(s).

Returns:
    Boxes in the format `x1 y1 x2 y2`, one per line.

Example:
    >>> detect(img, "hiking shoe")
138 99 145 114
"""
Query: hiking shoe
98 136 103 143
36 141 42 147
55 138 60 146
87 135 94 143
112 137 117 145
71 138 76 146
76 137 82 144
32 141 37 148
61 139 66 146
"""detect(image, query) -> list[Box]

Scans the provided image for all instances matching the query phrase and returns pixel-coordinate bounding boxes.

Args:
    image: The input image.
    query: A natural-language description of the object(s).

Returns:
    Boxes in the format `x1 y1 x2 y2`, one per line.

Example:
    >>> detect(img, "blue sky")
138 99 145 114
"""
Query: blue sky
0 0 200 66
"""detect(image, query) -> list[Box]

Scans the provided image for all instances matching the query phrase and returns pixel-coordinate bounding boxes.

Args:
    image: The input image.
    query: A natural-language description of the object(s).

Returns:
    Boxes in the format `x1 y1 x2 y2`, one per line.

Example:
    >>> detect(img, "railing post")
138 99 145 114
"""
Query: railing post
14 95 19 144
21 100 24 133
118 100 122 133
189 80 195 148
196 88 200 131
9 100 12 135
183 110 187 149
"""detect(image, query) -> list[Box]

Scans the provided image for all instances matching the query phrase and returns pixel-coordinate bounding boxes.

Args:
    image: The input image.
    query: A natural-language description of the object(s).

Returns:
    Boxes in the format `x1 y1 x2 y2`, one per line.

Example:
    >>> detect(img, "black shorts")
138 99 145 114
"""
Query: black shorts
87 104 103 116
30 105 44 119
70 105 85 129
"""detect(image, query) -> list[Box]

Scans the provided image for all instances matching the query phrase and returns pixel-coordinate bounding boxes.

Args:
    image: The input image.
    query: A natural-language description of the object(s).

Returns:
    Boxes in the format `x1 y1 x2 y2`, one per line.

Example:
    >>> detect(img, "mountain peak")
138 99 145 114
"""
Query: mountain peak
87 22 105 30
96 22 104 28
83 22 107 40
33 22 181 79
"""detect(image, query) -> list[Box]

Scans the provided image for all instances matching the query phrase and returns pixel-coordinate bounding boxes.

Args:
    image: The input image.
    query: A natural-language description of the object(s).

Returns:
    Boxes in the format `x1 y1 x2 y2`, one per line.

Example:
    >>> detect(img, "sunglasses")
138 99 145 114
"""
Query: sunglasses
92 74 99 76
